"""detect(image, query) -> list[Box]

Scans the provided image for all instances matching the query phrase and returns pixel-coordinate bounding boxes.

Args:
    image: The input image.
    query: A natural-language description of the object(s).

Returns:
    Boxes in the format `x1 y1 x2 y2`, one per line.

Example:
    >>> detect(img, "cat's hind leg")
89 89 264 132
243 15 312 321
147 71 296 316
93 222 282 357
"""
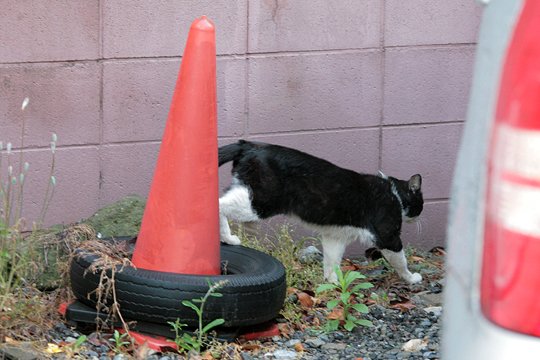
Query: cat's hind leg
321 237 348 283
380 248 422 284
219 185 259 245
219 213 240 245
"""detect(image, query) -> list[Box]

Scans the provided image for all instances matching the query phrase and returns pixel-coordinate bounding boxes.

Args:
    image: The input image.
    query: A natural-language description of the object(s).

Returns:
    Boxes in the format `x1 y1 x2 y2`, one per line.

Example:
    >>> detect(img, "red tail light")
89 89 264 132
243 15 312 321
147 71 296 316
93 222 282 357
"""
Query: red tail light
481 0 540 337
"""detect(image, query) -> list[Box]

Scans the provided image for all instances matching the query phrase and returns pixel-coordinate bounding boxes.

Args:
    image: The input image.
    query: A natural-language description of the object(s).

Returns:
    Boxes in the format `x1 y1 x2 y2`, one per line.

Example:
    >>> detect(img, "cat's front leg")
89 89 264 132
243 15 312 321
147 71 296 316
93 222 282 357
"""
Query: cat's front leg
321 237 347 283
380 248 422 284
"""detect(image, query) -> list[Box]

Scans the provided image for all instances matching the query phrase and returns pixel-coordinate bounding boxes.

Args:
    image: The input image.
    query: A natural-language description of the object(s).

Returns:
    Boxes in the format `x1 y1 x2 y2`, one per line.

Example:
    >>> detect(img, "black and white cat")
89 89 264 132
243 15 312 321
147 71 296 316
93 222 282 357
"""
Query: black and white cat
218 140 424 284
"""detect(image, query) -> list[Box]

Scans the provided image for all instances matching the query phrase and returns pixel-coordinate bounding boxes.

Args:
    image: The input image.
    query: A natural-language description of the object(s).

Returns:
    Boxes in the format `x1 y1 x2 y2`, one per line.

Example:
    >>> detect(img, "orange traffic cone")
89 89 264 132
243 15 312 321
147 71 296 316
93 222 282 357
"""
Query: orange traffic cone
131 16 220 275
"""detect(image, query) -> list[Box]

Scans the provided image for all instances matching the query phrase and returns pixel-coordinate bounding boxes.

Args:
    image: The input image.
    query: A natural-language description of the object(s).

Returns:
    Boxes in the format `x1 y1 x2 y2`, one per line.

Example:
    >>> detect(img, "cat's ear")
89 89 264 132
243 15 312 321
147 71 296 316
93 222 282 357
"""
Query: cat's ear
378 170 388 179
408 174 422 192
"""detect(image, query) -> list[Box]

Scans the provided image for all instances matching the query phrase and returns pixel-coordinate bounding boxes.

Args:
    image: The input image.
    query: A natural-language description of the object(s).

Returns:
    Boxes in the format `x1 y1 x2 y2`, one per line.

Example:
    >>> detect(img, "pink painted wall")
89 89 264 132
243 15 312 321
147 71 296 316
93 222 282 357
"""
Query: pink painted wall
0 1 482 251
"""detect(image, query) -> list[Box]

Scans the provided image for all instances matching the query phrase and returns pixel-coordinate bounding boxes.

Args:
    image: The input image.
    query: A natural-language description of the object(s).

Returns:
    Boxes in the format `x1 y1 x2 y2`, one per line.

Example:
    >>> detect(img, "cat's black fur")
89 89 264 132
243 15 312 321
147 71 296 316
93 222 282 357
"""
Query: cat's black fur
219 140 423 253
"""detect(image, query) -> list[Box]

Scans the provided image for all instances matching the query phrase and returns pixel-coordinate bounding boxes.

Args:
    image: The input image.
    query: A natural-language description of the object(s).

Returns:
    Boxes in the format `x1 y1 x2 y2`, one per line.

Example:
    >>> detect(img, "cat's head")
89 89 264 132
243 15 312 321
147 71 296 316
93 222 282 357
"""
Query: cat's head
387 174 424 221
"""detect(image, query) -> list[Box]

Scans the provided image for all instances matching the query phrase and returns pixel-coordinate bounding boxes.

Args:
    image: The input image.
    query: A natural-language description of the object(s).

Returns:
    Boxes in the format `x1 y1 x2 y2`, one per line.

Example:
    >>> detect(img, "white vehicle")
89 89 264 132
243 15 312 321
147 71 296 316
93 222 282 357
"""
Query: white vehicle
442 0 540 358
442 0 540 360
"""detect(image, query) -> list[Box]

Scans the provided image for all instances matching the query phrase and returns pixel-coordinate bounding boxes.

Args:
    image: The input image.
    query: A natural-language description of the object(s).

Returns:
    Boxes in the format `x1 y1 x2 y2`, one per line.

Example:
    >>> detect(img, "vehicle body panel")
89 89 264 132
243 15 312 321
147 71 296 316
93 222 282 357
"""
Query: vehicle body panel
441 0 540 358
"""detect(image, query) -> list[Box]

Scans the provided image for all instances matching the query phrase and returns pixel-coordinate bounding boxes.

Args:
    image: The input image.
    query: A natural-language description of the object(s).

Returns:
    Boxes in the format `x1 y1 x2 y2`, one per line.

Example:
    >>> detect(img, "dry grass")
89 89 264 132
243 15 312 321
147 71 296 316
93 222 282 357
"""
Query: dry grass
237 224 324 326
0 223 119 343
67 228 135 334
238 224 323 290
0 287 66 343
0 223 141 357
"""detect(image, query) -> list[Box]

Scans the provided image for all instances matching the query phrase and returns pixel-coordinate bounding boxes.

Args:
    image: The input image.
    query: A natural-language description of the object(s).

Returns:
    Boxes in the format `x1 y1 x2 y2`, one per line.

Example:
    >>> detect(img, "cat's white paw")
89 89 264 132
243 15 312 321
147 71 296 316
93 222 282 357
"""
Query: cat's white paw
407 272 423 284
221 234 241 245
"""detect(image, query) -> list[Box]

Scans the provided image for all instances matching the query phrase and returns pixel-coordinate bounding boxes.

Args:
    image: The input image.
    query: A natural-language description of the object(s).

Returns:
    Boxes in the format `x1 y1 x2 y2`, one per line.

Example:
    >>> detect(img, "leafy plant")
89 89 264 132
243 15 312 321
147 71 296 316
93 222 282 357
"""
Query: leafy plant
109 330 131 354
168 279 227 354
168 319 199 354
316 266 374 332
64 334 87 357
71 334 88 349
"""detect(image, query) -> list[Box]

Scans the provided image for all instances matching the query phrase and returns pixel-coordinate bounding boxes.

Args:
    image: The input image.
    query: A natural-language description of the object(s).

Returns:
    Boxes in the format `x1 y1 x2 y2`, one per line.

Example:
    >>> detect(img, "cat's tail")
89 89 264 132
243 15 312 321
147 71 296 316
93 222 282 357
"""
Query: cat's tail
218 140 255 166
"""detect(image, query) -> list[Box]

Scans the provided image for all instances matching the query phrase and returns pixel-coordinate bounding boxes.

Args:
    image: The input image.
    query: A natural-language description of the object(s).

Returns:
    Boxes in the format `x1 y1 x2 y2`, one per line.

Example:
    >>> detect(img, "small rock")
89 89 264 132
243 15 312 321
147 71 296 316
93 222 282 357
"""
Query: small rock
241 352 255 360
297 246 323 264
272 335 281 342
401 339 428 352
365 268 385 277
370 305 386 318
321 343 347 351
318 334 330 342
418 292 443 307
273 349 297 360
113 354 129 360
285 339 301 347
82 350 100 358
0 343 41 360
420 319 432 327
64 336 77 343
423 306 443 317
54 322 68 332
305 337 325 348
87 332 105 347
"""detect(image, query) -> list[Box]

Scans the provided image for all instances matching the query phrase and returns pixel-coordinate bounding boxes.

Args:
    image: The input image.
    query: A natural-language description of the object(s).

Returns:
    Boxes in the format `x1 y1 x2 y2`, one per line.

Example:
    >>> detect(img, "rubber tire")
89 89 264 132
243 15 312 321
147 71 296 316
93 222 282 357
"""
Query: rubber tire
70 244 286 328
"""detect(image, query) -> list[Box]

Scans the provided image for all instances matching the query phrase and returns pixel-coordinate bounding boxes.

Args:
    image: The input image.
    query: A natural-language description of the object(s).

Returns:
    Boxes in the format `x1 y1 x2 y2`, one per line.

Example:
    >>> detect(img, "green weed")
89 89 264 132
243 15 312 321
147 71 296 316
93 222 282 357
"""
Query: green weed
109 330 132 354
316 266 374 332
168 279 227 355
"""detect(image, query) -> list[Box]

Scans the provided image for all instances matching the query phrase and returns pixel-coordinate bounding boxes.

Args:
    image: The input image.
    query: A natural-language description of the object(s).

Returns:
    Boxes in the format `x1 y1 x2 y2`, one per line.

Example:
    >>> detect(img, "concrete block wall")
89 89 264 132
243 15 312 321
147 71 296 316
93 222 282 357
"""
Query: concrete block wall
0 1 482 251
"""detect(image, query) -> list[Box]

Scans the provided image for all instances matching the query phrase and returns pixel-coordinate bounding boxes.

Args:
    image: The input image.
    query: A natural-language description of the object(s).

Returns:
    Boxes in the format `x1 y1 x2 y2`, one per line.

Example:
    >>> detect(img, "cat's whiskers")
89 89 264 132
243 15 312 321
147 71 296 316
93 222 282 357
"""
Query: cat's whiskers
405 216 424 239
416 217 426 237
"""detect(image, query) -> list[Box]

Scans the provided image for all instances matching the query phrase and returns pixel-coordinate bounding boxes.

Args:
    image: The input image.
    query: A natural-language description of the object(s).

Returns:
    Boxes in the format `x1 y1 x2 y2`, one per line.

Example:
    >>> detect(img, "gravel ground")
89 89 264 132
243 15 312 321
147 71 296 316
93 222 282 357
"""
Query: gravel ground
1 248 445 360
39 303 442 360
276 304 442 360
